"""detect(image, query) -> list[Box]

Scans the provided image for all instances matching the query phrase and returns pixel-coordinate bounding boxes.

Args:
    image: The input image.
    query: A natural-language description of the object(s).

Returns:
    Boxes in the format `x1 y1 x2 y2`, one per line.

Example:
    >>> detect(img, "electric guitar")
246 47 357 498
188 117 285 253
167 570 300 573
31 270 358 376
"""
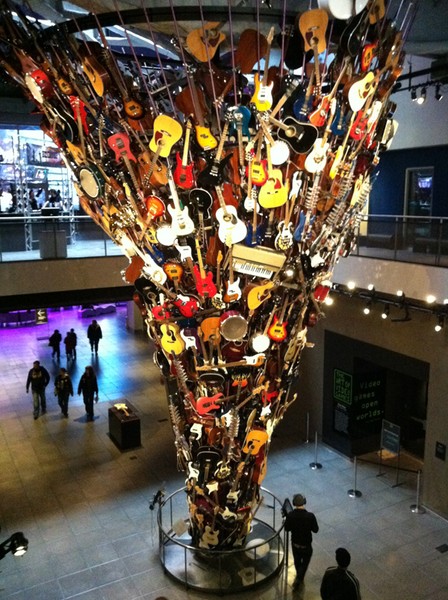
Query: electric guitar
267 298 289 343
193 238 217 299
197 114 232 188
173 119 195 189
223 246 242 303
250 27 275 112
166 171 195 237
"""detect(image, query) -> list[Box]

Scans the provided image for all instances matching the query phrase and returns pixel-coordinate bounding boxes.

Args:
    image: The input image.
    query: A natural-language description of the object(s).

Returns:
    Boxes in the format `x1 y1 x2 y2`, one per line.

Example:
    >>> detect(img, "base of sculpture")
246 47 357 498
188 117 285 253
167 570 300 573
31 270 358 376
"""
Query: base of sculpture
158 488 285 593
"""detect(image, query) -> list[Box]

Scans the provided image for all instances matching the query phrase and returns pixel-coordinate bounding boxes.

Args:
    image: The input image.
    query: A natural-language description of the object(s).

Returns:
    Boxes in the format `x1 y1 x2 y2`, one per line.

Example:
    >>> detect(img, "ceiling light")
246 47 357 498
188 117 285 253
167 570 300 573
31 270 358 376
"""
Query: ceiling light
347 281 356 290
367 284 375 291
426 294 436 304
396 290 404 297
435 83 443 101
416 87 426 105
411 88 417 101
381 305 390 319
324 296 334 306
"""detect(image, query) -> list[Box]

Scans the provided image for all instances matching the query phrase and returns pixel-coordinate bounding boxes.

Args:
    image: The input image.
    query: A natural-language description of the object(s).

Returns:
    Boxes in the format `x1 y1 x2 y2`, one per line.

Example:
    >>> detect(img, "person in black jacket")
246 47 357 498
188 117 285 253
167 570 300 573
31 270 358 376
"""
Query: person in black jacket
320 547 361 600
49 329 62 360
54 367 73 418
77 366 99 421
87 319 102 354
26 360 50 419
284 493 319 588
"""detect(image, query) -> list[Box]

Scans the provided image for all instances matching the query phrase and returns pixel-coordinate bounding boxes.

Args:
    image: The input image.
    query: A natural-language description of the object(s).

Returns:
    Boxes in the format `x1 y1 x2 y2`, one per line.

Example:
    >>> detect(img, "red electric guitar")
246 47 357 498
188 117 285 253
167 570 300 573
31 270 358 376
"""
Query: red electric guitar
173 119 195 190
193 239 217 299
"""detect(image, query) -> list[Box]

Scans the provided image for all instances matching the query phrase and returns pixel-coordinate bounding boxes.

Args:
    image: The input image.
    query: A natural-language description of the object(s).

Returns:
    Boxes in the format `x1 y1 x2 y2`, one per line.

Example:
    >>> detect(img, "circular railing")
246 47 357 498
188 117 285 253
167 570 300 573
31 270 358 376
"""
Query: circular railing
158 487 286 593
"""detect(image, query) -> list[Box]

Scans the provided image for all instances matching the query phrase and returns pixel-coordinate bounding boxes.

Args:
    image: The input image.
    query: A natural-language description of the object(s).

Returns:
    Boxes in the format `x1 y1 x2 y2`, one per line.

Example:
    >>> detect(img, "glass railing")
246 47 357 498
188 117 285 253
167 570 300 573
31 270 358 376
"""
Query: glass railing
355 215 448 267
0 215 122 262
0 214 447 267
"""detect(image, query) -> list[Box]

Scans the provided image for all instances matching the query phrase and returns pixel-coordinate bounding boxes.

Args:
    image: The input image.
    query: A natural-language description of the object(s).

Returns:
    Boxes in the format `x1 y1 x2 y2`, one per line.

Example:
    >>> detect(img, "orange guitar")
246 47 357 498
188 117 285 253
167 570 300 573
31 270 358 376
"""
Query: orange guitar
267 299 289 343
186 22 226 62
242 428 269 455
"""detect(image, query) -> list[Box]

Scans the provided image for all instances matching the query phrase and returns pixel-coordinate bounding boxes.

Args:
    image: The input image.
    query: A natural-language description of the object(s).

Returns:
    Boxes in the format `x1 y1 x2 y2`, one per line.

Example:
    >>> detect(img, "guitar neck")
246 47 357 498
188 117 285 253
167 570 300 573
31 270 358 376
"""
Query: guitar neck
181 122 192 166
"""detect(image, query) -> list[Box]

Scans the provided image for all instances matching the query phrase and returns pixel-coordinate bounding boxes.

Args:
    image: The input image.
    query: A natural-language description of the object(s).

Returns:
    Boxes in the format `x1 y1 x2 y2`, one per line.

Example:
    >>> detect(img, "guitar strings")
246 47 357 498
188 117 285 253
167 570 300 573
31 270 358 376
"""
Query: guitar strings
112 0 158 116
140 0 178 117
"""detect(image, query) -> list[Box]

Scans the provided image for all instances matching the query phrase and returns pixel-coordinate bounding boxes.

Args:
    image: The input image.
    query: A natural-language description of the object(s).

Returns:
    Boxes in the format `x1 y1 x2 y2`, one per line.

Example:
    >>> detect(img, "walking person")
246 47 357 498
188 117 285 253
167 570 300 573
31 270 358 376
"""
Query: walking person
320 547 361 600
26 360 50 419
87 319 102 354
54 367 73 418
284 493 319 589
64 329 77 360
49 329 62 360
77 366 98 421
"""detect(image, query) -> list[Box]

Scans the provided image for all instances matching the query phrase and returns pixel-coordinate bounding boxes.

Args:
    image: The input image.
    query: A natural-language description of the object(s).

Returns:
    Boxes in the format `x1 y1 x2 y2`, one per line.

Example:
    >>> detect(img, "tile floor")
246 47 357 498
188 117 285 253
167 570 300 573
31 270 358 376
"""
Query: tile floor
0 306 448 599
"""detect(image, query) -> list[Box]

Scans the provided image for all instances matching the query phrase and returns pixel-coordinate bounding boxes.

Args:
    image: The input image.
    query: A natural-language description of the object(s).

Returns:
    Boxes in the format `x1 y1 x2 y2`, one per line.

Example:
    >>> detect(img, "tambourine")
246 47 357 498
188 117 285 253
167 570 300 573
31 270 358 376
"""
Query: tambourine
220 311 248 342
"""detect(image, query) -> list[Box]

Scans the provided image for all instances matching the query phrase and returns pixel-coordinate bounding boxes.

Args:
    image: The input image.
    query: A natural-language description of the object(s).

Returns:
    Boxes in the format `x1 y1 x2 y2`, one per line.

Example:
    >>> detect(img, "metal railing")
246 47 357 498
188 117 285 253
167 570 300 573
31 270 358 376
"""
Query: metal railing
1 214 448 266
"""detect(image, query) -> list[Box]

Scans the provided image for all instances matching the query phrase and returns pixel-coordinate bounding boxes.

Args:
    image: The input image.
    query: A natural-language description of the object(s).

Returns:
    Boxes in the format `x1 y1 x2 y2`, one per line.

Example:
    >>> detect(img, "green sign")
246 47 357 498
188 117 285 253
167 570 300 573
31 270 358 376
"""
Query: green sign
334 369 352 405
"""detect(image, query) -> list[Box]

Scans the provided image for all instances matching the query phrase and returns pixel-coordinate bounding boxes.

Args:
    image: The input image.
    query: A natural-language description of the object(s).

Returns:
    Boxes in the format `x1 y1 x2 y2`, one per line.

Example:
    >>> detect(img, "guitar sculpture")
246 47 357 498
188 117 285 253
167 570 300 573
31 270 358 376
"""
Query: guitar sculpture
0 0 410 552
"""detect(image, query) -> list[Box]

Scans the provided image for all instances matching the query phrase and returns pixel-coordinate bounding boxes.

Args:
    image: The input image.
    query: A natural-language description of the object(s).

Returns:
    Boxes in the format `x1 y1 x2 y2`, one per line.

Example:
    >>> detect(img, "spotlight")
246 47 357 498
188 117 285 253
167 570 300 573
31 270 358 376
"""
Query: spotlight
396 290 404 297
411 87 417 101
0 532 28 560
435 83 443 101
426 294 436 304
381 305 390 319
347 281 356 290
434 315 444 333
367 284 375 291
363 301 372 315
416 87 426 105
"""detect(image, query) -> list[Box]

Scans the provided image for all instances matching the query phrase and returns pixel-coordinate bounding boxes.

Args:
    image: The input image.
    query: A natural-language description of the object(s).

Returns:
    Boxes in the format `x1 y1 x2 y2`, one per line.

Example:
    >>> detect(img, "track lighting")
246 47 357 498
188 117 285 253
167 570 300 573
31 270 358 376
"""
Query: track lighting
363 301 372 315
381 305 390 319
416 87 426 104
435 315 444 332
0 532 28 560
435 83 443 101
411 87 417 101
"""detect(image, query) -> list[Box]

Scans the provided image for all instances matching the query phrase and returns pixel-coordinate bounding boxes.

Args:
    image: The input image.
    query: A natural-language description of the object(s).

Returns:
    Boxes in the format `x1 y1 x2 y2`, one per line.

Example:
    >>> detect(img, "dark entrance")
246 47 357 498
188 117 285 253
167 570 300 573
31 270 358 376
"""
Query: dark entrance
323 331 429 460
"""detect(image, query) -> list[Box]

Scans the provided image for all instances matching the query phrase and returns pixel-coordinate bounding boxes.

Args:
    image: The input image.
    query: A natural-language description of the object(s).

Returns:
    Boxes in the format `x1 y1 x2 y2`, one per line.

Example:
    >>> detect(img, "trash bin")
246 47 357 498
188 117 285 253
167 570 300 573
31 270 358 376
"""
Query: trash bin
108 403 141 450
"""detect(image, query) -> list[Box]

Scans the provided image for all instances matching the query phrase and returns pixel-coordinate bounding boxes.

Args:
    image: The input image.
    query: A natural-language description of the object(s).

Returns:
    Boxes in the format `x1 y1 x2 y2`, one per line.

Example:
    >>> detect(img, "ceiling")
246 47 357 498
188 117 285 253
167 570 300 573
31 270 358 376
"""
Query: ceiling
19 0 448 61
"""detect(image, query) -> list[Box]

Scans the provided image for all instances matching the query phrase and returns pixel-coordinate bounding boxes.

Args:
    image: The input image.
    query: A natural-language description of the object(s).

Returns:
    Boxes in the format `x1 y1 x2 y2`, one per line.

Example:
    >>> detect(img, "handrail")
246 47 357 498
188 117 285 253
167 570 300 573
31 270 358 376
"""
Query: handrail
0 214 447 265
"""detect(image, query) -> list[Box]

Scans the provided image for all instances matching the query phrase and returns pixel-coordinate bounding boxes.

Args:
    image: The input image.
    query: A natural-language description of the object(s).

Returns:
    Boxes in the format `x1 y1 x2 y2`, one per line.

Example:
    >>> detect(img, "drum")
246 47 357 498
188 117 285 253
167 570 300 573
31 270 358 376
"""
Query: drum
220 311 248 342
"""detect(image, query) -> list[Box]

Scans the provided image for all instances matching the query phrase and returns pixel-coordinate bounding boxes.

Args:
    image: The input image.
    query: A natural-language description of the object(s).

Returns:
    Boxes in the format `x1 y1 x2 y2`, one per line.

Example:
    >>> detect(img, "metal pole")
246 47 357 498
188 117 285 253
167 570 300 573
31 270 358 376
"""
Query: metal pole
309 431 322 470
347 456 362 498
305 411 310 444
410 470 426 514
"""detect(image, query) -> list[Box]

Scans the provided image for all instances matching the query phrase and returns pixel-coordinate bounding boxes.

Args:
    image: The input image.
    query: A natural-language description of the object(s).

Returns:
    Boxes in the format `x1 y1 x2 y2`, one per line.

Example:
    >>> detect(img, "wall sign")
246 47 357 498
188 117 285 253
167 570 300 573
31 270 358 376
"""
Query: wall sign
381 419 401 455
334 369 352 405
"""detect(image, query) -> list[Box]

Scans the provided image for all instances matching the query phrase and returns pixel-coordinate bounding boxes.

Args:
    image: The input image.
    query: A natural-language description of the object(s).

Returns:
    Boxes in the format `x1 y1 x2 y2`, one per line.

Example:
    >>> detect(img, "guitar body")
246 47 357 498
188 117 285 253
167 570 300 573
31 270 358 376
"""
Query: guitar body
173 151 195 189
160 323 185 356
298 9 328 54
249 160 269 187
304 139 330 173
167 203 195 237
193 266 217 298
149 115 183 158
223 278 242 303
138 152 168 188
82 55 111 97
247 281 275 312
123 97 145 120
197 153 232 188
228 106 251 139
347 72 376 112
331 103 348 136
107 133 137 163
308 95 331 128
195 125 218 151
267 316 288 343
186 22 226 62
216 206 247 245
277 117 318 154
275 221 294 251
258 173 289 209
251 73 274 112
173 294 201 318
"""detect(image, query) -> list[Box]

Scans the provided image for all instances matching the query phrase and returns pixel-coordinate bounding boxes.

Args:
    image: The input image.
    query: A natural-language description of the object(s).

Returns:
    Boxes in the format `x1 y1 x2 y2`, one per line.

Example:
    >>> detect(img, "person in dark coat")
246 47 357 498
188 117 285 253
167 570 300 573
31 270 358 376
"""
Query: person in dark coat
54 367 73 418
49 329 62 360
77 366 99 421
285 493 319 588
26 360 50 419
64 329 77 360
320 547 361 600
87 319 102 354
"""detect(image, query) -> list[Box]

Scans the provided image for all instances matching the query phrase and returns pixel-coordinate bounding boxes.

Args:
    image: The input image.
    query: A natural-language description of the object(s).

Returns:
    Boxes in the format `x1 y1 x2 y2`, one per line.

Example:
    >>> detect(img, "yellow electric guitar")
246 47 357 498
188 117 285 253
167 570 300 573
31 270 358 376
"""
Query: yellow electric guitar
250 27 275 112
